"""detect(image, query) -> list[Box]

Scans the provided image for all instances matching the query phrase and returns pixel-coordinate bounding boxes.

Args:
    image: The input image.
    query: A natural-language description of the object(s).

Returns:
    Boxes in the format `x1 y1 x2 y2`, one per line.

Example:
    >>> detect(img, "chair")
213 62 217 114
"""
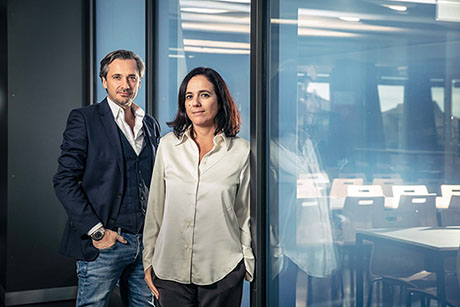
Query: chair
330 178 363 199
367 185 439 306
440 195 460 226
329 178 364 210
373 185 437 228
338 172 366 180
341 186 384 243
337 185 383 303
372 176 404 197
437 185 460 208
406 245 460 307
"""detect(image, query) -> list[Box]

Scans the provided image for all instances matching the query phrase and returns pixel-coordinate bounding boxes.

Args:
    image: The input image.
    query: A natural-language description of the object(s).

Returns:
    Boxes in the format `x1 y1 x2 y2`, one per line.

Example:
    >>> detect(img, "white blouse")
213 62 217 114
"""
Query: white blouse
142 129 254 285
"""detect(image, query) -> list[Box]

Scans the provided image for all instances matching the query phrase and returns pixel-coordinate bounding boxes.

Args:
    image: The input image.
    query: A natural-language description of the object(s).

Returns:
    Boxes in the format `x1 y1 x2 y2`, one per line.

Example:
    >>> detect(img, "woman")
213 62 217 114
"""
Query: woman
143 67 254 307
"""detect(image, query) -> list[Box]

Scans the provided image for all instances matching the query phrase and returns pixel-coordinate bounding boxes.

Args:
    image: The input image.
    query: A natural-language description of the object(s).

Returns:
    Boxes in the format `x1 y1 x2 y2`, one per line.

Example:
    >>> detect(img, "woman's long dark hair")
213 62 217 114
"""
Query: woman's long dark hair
167 67 241 138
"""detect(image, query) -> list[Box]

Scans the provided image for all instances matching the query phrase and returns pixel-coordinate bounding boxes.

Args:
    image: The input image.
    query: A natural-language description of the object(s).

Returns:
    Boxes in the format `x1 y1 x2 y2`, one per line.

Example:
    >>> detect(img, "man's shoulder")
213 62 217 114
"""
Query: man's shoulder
69 101 106 116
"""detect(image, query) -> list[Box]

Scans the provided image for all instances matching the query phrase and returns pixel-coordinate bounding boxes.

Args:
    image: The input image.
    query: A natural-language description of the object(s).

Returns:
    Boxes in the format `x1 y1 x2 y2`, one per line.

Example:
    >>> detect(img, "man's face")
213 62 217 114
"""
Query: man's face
102 59 141 108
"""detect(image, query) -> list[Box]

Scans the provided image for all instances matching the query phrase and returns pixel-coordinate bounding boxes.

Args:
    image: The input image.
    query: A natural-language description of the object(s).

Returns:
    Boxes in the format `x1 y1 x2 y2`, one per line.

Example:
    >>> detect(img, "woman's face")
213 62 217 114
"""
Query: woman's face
185 75 219 129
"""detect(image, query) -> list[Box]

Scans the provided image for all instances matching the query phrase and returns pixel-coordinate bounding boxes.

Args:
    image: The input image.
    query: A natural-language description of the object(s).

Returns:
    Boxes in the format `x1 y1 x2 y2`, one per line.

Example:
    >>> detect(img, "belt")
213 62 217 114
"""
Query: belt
107 226 138 235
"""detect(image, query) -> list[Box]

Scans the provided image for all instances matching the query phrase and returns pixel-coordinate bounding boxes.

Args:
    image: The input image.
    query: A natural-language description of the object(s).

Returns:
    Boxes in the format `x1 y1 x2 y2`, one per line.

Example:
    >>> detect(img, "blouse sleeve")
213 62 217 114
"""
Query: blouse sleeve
234 152 255 281
142 138 166 271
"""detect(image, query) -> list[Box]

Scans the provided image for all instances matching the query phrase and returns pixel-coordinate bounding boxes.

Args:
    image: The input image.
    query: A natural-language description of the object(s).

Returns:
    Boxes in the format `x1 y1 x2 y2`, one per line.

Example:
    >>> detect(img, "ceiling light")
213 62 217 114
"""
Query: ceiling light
338 16 360 22
384 4 408 11
181 8 230 14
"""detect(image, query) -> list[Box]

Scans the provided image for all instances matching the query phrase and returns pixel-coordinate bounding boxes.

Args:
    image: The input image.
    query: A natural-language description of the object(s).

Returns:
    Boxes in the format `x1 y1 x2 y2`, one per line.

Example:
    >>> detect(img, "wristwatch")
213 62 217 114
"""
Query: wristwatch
91 227 106 241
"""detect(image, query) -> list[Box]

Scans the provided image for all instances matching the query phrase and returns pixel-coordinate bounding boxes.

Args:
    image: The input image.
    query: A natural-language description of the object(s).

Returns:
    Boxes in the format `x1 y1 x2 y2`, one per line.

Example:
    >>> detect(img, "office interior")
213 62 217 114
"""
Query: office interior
2 0 460 306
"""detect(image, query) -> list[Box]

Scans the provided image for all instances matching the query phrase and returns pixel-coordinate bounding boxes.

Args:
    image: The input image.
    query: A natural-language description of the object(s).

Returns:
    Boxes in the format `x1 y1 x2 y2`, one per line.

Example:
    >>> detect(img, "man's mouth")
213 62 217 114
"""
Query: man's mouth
118 92 131 97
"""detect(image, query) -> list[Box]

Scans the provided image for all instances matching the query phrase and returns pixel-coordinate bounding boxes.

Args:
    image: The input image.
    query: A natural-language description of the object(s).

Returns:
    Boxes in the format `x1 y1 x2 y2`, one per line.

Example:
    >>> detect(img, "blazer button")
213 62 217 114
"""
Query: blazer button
116 193 122 198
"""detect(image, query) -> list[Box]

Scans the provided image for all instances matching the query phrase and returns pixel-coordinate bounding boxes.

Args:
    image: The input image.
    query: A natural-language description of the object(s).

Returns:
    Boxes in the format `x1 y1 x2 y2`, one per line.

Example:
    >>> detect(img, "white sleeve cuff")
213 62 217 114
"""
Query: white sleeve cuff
87 223 103 236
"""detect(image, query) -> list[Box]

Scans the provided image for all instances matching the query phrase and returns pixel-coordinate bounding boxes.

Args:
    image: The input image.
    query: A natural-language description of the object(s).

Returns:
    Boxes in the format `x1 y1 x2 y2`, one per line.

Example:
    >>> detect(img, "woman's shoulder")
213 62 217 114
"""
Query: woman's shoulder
159 131 180 142
228 136 250 154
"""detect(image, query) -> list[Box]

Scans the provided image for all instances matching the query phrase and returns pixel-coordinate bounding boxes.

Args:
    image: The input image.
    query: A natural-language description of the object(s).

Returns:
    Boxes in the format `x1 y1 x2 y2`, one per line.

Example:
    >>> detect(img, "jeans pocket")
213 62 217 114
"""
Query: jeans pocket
98 241 118 252
76 260 88 277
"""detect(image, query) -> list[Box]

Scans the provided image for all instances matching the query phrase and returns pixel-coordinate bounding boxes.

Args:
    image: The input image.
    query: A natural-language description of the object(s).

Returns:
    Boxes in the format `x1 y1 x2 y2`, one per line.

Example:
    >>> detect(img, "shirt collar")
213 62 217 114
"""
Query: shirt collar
175 126 230 151
106 97 145 121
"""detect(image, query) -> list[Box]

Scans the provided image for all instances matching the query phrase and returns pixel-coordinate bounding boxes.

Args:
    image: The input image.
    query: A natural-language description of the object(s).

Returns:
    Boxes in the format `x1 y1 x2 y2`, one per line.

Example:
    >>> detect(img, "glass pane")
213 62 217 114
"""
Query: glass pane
267 0 460 306
154 1 251 306
155 0 250 141
95 0 146 109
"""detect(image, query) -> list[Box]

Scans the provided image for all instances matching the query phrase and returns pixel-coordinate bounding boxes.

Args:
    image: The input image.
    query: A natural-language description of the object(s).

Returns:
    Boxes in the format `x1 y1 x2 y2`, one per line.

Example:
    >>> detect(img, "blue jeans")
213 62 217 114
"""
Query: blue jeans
76 232 154 307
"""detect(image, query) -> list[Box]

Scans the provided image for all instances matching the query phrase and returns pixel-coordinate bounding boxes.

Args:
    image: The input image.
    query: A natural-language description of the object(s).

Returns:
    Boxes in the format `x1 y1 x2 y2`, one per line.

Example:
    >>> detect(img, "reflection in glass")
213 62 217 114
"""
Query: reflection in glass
268 0 460 305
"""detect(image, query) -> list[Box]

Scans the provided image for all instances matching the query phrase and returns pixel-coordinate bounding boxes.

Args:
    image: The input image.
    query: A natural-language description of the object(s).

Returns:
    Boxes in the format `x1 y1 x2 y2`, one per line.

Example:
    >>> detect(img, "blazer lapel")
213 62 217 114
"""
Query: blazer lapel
142 118 157 165
98 99 125 176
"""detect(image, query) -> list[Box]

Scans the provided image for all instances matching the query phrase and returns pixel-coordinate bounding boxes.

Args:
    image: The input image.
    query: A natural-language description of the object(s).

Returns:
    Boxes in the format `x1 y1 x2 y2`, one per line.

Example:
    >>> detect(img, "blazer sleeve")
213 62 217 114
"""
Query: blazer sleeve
143 138 166 271
53 109 101 236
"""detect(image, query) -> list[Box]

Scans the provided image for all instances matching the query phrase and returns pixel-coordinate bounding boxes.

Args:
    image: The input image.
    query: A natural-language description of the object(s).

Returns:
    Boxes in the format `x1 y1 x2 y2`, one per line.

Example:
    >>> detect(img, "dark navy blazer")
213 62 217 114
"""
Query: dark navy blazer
53 99 160 261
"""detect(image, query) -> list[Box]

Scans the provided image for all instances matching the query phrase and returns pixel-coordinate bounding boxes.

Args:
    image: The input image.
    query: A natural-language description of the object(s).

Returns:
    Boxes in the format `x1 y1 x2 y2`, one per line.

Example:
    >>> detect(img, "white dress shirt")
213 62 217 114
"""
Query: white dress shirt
107 98 145 155
88 98 146 235
143 129 254 285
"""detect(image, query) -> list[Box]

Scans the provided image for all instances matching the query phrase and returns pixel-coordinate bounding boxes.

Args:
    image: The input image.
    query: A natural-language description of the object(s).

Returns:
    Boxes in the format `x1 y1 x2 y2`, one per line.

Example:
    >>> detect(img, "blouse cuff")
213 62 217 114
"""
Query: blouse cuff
242 245 255 282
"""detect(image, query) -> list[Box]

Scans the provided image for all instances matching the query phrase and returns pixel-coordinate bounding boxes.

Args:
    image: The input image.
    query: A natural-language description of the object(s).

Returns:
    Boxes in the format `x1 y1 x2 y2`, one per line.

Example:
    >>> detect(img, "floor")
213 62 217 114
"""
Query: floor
0 291 123 307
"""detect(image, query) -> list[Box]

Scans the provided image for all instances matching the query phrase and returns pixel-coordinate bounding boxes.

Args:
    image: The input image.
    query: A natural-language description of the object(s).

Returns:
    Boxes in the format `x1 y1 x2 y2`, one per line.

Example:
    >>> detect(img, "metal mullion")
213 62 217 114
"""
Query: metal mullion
250 0 269 306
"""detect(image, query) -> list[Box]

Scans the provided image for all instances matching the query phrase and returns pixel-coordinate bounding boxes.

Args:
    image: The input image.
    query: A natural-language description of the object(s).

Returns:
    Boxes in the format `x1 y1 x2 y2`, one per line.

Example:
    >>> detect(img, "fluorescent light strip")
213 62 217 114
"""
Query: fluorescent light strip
389 0 435 4
298 28 360 37
179 0 250 13
271 18 298 25
182 22 250 33
339 16 360 22
184 46 249 54
383 4 408 11
180 12 250 25
181 8 230 14
183 39 249 49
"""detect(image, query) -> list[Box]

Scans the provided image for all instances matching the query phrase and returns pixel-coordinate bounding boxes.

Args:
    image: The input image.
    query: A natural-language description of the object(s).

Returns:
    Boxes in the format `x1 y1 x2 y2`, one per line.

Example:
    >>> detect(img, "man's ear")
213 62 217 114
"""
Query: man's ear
102 77 108 89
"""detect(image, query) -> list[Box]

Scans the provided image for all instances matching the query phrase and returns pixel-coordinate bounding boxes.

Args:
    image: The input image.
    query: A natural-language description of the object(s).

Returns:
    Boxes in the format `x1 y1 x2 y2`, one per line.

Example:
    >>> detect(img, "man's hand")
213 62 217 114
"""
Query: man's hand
144 266 159 299
92 229 127 250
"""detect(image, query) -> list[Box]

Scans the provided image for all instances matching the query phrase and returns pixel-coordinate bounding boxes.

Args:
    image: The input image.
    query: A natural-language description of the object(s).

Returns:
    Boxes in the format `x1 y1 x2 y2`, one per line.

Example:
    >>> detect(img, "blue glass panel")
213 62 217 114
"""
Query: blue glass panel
155 2 251 306
95 0 145 109
268 0 460 306
155 0 250 141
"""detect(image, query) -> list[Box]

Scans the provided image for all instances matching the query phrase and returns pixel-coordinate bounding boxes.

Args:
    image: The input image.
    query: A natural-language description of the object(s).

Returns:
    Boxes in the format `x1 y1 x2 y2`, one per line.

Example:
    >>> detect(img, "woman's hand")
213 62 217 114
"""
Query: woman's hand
144 266 159 299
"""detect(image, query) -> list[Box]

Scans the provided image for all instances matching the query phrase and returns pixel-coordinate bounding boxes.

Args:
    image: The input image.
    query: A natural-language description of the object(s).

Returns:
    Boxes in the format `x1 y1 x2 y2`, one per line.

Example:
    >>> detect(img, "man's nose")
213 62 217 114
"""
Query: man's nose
121 78 131 89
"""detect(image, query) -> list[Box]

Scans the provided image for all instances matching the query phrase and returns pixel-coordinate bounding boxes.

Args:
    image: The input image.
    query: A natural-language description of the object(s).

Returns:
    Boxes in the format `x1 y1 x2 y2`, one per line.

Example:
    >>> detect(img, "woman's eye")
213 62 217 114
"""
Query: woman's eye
201 93 209 98
185 95 192 100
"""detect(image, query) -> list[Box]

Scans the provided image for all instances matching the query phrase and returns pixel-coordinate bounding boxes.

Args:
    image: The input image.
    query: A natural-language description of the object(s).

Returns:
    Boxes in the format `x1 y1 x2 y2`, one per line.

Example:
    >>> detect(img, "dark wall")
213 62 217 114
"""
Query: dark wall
0 0 7 289
3 0 86 292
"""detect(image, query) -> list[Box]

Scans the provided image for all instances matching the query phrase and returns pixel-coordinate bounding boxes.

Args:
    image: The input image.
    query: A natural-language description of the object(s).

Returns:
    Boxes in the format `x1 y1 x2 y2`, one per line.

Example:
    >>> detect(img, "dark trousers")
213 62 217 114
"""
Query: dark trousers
153 260 245 307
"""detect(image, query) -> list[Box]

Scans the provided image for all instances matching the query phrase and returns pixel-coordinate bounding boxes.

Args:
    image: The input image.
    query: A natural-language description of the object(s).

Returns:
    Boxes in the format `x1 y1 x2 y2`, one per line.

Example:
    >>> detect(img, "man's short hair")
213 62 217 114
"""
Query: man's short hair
99 50 145 80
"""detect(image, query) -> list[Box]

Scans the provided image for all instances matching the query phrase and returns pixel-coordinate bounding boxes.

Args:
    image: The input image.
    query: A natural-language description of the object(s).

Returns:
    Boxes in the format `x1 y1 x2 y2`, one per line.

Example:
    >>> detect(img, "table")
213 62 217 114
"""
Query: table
355 227 460 307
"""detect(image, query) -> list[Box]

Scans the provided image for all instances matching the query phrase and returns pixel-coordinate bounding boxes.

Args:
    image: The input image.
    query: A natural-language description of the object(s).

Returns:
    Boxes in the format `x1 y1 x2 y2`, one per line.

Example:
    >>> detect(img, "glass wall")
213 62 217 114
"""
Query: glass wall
155 0 250 140
154 1 251 306
267 0 460 305
95 0 146 108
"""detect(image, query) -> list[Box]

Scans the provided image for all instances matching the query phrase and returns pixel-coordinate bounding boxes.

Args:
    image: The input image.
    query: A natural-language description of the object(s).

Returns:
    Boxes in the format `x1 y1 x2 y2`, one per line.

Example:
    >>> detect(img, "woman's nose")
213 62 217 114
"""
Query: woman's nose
191 96 201 106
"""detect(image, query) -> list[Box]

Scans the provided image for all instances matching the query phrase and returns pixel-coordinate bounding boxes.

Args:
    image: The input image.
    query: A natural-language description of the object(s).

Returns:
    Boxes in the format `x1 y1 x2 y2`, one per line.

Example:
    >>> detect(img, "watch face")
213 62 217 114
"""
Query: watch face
93 230 104 240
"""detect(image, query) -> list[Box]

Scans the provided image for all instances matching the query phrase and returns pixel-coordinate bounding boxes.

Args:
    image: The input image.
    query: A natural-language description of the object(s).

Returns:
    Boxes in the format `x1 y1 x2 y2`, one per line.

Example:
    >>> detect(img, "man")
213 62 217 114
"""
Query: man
54 49 160 306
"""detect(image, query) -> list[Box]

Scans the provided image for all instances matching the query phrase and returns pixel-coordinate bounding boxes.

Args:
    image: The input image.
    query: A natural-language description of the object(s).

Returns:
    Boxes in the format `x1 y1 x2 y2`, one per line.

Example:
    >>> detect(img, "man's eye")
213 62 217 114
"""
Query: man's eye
113 76 120 80
130 76 137 81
